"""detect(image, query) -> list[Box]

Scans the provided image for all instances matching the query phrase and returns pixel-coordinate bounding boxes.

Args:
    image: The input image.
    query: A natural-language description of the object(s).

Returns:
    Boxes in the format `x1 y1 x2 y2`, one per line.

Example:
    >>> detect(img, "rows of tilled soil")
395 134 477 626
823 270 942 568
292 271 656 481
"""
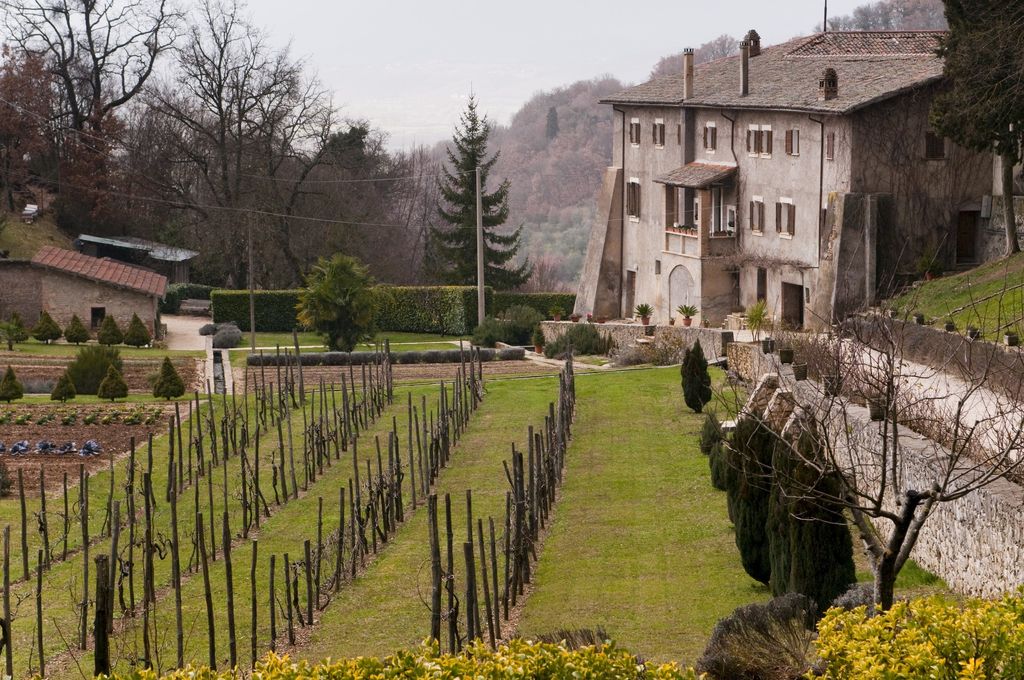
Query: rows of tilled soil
0 355 200 392
0 404 174 494
236 359 558 388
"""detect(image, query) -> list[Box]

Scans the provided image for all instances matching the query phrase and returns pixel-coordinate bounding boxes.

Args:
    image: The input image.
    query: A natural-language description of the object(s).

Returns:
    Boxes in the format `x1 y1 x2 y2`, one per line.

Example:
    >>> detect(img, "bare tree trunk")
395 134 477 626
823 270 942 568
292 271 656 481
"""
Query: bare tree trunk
1003 152 1019 255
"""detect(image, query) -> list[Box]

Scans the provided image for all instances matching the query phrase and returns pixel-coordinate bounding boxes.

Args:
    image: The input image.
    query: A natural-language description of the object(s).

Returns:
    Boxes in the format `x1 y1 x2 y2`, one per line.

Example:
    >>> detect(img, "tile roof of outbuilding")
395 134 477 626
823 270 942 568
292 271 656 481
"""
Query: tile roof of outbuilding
655 163 737 188
32 246 167 297
601 31 946 114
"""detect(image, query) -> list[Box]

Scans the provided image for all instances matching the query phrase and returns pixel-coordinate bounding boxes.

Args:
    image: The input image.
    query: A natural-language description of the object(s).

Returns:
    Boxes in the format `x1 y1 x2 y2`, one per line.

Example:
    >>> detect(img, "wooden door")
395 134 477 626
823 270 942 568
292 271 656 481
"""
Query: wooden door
956 211 978 264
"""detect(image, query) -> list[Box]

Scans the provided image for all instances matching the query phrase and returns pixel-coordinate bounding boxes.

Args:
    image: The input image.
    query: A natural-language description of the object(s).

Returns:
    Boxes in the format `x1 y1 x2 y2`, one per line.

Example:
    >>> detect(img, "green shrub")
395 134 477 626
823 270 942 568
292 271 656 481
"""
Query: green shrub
160 283 216 314
682 340 712 413
106 642 698 680
153 357 185 399
472 317 508 347
709 441 729 491
32 311 62 343
532 325 545 348
97 316 124 345
0 366 23 402
7 312 27 343
67 346 123 394
297 254 378 351
50 371 76 402
699 412 722 456
97 364 128 401
493 292 576 318
211 289 303 332
376 285 490 335
499 305 544 344
728 417 774 586
123 313 152 347
816 594 1024 679
544 324 612 358
63 314 90 344
212 324 242 349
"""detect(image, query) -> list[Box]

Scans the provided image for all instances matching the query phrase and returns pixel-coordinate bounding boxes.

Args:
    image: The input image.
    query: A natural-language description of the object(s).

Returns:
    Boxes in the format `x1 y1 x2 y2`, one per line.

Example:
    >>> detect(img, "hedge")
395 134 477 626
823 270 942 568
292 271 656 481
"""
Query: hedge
247 346 524 366
376 285 491 335
211 290 302 332
106 642 698 680
160 283 217 314
493 291 576 319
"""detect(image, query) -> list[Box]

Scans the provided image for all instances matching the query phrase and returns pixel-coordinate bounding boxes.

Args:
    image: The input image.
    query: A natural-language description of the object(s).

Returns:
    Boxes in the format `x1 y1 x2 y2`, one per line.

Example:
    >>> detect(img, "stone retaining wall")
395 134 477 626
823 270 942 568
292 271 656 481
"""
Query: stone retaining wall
740 349 1024 598
540 321 733 362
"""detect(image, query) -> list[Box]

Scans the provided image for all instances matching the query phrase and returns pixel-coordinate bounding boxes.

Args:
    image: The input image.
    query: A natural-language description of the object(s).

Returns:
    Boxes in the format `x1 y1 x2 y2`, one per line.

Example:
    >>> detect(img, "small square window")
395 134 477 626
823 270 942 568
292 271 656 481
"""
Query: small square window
655 260 662 275
925 131 946 160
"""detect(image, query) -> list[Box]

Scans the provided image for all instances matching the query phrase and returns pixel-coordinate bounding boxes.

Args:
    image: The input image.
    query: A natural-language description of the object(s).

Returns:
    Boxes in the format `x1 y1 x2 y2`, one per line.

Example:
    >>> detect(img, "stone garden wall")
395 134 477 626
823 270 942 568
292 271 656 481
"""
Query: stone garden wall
739 351 1024 598
540 321 734 362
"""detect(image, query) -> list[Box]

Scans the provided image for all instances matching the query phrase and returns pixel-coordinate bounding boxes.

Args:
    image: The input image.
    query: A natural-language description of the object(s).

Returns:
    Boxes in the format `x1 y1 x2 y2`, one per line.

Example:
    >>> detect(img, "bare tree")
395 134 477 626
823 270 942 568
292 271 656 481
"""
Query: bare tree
2 0 177 133
739 307 1024 610
649 35 740 79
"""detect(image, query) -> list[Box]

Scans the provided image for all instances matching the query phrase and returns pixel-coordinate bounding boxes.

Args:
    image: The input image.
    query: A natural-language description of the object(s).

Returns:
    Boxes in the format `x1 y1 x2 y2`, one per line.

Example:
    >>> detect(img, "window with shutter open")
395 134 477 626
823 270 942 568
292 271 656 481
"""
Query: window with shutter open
776 202 783 232
788 203 796 235
627 180 641 219
826 132 836 161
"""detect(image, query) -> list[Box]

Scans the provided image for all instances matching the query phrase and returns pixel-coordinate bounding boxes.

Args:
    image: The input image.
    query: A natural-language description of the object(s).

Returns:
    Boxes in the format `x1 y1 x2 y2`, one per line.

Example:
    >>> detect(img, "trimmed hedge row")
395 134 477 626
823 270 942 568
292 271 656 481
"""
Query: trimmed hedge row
212 286 572 335
211 290 302 332
160 283 216 314
247 346 525 366
108 642 697 679
376 286 491 335
493 291 576 318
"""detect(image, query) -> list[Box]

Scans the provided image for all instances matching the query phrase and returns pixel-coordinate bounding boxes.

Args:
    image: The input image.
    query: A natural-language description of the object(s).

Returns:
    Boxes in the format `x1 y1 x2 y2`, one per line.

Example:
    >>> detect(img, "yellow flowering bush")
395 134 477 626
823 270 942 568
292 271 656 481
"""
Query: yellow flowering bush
814 594 1024 679
104 640 701 680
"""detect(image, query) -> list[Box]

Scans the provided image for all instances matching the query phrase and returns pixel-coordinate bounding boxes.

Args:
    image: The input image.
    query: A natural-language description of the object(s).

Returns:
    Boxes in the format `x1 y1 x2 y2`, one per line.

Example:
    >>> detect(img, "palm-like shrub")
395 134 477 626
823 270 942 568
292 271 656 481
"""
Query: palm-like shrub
297 254 378 351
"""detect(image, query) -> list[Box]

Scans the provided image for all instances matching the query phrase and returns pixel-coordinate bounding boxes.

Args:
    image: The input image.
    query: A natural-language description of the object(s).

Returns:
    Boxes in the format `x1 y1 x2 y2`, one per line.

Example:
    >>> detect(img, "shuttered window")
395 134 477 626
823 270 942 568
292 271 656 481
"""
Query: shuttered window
750 198 765 232
704 123 717 151
629 119 641 145
627 180 641 219
785 129 800 156
653 120 666 147
826 132 836 161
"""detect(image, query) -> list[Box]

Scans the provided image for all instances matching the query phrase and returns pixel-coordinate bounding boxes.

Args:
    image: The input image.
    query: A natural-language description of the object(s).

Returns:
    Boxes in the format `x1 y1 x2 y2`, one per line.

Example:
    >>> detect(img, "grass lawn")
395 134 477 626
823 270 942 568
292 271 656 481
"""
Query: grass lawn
0 212 71 259
296 373 560 661
890 252 1024 338
516 368 762 665
2 339 205 359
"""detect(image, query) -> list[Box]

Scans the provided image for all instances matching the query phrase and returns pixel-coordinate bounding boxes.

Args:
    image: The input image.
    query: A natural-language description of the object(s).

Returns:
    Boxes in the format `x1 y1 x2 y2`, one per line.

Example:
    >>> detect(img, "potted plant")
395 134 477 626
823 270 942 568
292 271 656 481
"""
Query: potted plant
746 299 768 342
1005 332 1019 347
778 347 794 364
668 316 676 326
569 313 581 323
586 313 593 323
944 319 956 332
677 304 698 327
532 326 545 354
792 362 808 381
635 303 654 325
549 306 565 322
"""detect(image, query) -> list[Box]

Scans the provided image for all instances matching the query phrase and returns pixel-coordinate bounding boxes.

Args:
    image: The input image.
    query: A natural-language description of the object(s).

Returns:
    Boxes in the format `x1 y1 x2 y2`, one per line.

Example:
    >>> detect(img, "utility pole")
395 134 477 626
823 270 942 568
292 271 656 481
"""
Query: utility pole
248 213 256 352
475 166 485 326
823 0 828 32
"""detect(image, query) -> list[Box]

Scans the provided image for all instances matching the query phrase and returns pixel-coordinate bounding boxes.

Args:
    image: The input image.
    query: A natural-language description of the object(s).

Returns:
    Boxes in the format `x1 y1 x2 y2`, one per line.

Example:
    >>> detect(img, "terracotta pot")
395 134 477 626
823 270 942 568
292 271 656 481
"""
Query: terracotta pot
668 318 676 326
553 314 562 322
641 316 651 325
683 318 692 327
534 345 543 354
925 272 935 281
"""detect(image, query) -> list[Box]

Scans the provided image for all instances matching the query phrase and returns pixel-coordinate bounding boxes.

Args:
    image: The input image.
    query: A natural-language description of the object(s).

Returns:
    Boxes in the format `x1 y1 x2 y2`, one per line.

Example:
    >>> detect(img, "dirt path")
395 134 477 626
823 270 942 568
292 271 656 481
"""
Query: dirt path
164 315 209 351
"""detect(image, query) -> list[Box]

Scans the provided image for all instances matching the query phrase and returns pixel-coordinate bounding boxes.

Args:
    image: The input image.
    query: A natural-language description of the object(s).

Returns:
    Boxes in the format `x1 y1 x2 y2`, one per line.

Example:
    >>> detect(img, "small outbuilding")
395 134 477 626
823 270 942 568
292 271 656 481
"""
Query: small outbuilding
0 246 167 338
75 234 198 284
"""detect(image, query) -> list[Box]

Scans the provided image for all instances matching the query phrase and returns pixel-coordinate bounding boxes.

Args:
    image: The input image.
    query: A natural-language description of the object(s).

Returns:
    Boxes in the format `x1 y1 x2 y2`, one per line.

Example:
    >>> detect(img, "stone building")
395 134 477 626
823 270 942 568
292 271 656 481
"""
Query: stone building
576 30 994 329
0 246 167 337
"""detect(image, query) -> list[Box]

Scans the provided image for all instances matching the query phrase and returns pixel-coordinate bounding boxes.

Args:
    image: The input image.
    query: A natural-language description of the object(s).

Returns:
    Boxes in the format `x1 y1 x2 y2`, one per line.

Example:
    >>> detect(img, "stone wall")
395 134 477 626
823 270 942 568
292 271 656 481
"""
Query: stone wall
540 321 734 362
0 261 43 323
738 347 1024 598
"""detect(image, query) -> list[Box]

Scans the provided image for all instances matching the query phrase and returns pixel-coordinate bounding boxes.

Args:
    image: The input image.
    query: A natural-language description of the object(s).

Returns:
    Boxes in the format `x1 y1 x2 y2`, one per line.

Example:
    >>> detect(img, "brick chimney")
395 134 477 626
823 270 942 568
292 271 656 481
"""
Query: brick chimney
739 40 750 96
682 48 694 99
745 29 762 57
818 67 838 100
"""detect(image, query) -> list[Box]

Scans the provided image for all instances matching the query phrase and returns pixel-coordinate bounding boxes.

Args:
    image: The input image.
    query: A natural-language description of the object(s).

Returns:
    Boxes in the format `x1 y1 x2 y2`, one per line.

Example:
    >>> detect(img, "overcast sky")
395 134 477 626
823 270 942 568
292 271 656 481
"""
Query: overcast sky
246 0 866 149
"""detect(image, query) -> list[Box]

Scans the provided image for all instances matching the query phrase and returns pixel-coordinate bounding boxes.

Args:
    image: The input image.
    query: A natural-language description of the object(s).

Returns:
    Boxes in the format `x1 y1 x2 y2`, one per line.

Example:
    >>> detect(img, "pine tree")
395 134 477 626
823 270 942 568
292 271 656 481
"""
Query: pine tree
0 365 23 402
545 106 559 140
123 313 152 347
429 96 531 290
63 315 90 345
153 357 186 400
767 438 795 598
97 364 128 401
8 313 27 343
97 316 123 346
50 370 76 402
728 417 774 585
682 340 713 413
32 311 62 344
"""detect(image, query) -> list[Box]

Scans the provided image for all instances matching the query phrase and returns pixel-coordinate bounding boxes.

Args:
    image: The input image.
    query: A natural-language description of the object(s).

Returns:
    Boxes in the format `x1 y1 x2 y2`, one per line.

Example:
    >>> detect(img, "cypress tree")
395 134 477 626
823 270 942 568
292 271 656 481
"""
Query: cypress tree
785 431 856 612
63 314 90 345
97 364 128 401
728 417 774 585
545 106 559 140
50 371 76 403
682 340 713 413
429 95 531 289
709 441 730 492
123 313 152 347
767 438 795 598
97 316 123 346
0 366 23 402
153 357 186 400
32 311 62 344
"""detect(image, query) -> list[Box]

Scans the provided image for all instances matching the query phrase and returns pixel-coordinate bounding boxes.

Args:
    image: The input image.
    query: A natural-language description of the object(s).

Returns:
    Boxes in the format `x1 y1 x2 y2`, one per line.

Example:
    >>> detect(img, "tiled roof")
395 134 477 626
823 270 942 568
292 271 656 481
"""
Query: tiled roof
32 246 167 297
601 31 946 114
655 163 737 188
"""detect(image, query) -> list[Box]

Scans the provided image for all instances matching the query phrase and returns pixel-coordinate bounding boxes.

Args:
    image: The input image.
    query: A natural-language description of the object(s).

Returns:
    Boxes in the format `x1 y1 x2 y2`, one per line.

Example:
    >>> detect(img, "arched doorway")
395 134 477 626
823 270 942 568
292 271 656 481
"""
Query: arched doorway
668 265 695 316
